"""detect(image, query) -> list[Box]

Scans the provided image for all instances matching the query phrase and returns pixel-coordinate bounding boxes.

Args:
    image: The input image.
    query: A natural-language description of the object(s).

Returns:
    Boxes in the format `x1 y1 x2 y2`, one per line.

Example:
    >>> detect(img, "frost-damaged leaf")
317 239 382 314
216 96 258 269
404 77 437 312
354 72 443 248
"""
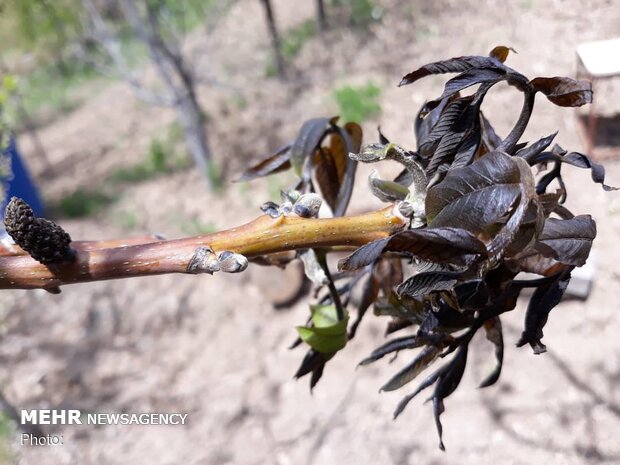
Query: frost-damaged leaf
529 147 618 192
516 272 571 354
290 117 336 176
534 215 596 266
237 144 291 181
399 55 506 87
486 156 538 259
338 227 488 271
294 349 332 391
424 69 505 113
349 270 380 339
432 345 468 451
393 368 442 419
515 132 558 163
530 77 592 107
479 316 504 388
397 270 462 298
418 96 473 155
426 151 523 230
489 45 516 63
479 112 502 152
380 345 444 392
359 335 423 366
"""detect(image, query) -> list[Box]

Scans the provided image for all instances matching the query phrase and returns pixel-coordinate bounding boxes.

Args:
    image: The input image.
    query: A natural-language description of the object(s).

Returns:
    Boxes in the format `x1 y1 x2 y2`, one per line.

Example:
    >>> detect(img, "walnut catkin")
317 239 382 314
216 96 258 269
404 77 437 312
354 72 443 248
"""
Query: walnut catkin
4 197 74 265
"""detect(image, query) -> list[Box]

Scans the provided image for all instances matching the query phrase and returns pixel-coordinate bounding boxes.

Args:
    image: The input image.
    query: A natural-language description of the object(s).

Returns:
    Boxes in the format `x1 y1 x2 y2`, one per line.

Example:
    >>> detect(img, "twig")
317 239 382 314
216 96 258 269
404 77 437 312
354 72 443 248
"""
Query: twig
0 207 405 290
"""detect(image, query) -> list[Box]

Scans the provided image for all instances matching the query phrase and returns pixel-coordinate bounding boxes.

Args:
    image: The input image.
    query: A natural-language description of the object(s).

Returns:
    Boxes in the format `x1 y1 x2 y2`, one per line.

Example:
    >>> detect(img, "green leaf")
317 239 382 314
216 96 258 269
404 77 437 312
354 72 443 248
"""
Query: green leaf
296 305 349 354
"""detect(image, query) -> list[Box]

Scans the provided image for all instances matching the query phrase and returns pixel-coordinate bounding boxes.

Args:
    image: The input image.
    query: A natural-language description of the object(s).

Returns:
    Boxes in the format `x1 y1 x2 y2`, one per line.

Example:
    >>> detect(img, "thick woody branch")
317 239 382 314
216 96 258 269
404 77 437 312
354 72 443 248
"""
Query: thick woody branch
0 208 405 291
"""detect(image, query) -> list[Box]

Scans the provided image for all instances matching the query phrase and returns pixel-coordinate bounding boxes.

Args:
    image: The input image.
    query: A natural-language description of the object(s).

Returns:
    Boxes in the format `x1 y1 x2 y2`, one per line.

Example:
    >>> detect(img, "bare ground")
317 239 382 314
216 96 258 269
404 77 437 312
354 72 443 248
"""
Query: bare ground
2 0 620 464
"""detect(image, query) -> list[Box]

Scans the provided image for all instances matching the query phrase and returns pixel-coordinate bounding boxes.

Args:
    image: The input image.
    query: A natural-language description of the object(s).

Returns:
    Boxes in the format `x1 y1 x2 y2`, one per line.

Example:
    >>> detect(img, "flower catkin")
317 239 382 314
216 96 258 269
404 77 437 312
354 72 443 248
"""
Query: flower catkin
4 197 74 265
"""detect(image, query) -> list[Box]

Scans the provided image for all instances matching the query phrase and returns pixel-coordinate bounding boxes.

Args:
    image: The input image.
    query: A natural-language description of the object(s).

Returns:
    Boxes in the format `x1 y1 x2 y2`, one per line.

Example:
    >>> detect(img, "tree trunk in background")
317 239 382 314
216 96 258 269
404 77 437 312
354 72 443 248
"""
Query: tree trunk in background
316 0 327 31
259 0 286 79
118 0 213 183
176 90 211 177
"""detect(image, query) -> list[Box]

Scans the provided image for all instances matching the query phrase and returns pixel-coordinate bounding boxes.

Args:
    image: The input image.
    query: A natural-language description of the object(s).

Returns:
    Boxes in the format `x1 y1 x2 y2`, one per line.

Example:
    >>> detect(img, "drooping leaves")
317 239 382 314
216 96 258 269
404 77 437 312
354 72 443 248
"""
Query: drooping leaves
339 227 487 271
380 345 444 392
396 270 463 298
533 215 596 266
399 55 507 87
530 77 593 107
517 272 571 354
258 49 616 451
426 151 524 231
238 144 292 181
479 316 504 388
528 145 618 192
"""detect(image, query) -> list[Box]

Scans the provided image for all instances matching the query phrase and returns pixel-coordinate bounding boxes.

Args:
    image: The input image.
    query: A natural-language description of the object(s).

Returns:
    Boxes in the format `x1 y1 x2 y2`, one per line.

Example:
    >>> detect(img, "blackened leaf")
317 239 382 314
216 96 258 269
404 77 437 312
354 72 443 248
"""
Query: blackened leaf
294 349 332 391
433 346 469 451
380 345 444 392
377 126 390 144
450 119 482 170
397 270 462 298
531 149 618 192
426 151 522 229
486 156 538 259
517 272 571 354
534 215 596 266
489 45 516 63
359 335 423 366
515 132 558 163
393 369 442 419
338 227 488 271
479 112 502 152
530 77 592 107
416 95 455 150
290 117 335 176
399 55 506 87
479 316 504 388
419 96 474 157
237 144 291 181
349 271 380 339
424 69 505 113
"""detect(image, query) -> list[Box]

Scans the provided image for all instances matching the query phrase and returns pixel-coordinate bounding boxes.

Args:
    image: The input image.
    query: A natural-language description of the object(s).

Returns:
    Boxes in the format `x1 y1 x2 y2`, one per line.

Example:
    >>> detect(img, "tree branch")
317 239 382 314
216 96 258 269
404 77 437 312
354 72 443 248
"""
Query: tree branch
0 207 405 291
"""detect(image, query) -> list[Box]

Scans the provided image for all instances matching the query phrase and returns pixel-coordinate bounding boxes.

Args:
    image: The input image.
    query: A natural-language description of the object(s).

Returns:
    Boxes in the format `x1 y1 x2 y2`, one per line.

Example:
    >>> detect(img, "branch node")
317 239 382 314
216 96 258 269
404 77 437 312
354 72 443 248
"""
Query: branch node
187 246 220 274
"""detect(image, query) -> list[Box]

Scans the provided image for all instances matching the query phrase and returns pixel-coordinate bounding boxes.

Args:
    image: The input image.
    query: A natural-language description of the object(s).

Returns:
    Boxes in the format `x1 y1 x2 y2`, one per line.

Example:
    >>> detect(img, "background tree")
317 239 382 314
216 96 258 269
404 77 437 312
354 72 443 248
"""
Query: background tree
80 0 215 182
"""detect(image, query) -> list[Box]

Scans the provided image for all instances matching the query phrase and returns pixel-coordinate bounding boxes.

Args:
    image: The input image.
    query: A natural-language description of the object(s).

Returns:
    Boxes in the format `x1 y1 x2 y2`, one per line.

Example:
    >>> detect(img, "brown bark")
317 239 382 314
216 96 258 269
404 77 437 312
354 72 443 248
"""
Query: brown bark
0 208 405 290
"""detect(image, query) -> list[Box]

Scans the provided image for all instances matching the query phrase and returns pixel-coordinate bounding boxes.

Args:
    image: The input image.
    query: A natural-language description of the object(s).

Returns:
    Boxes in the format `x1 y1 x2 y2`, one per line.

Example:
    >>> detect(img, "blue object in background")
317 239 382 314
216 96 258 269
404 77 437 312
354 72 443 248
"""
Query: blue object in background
2 137 45 216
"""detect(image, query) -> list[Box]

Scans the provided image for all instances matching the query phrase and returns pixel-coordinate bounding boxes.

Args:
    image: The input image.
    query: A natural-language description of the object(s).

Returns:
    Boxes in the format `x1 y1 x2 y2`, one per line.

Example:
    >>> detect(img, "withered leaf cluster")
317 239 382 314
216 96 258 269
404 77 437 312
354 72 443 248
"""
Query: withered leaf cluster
241 46 616 450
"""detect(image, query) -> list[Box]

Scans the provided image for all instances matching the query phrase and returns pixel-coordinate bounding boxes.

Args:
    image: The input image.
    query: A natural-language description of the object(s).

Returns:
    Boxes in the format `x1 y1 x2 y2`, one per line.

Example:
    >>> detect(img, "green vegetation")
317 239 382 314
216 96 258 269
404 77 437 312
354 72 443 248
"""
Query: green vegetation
330 0 382 26
52 188 116 219
111 209 140 230
177 216 218 235
0 413 13 462
333 82 381 123
17 59 104 121
282 19 316 60
112 122 191 183
266 19 316 76
53 121 192 219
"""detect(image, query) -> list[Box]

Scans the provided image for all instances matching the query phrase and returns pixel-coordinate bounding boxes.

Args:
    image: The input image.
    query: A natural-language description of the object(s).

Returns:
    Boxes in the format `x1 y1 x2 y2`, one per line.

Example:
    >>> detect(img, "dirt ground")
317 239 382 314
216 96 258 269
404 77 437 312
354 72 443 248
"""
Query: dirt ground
2 0 620 464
